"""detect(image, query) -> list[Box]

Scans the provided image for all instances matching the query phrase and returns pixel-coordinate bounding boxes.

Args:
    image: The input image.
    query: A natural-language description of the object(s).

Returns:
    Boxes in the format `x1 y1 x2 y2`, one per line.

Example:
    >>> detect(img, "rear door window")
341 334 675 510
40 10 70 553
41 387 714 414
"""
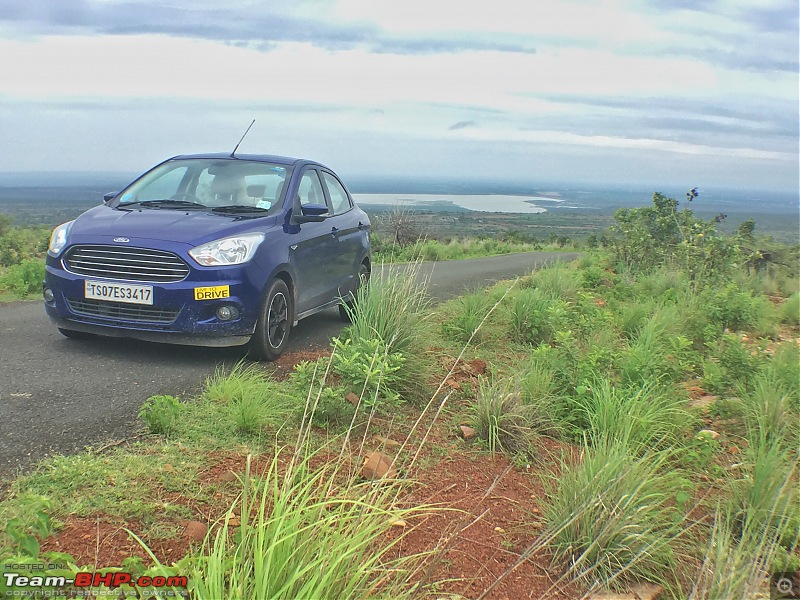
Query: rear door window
322 172 352 215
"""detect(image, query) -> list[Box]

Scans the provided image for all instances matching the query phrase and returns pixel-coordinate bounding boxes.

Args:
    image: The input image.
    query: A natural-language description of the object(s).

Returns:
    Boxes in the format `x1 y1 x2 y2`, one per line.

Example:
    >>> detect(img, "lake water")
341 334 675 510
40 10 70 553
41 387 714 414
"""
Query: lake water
351 193 567 214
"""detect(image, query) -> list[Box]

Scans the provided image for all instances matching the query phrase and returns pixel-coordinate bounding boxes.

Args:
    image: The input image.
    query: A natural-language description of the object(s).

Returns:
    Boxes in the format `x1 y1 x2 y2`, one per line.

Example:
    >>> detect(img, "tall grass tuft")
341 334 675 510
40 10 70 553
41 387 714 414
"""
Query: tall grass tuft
543 439 683 591
576 379 693 450
342 260 433 402
442 292 494 343
529 263 582 302
468 376 536 455
187 451 426 599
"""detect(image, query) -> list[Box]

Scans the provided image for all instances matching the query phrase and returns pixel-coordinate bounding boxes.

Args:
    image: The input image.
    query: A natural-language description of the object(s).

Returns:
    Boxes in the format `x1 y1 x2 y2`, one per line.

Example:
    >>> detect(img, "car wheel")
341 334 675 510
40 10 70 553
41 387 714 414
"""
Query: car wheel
250 278 293 361
57 328 94 340
339 263 370 322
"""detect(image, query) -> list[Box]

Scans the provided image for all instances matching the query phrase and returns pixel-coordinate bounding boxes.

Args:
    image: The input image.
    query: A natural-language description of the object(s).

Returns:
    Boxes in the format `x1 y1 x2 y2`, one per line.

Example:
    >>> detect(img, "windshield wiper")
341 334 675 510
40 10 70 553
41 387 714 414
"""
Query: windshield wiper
211 205 270 214
118 199 207 209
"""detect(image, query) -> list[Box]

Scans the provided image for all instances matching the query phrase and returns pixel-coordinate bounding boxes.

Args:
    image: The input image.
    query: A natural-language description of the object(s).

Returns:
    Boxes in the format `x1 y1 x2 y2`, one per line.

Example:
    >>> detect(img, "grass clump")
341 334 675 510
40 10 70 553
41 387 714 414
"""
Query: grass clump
342 261 433 402
188 451 425 600
576 380 693 450
468 376 536 456
543 440 684 591
442 292 494 343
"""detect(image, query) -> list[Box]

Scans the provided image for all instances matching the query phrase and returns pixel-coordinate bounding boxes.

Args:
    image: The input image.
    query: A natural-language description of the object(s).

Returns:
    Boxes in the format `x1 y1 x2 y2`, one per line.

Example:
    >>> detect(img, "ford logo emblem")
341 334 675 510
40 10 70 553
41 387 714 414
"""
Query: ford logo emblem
113 237 130 243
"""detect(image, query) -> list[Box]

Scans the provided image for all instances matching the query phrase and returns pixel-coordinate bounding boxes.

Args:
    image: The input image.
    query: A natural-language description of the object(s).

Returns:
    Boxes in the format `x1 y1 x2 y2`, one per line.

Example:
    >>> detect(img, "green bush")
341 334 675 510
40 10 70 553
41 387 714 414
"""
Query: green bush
505 288 568 345
781 292 800 326
138 395 182 437
343 261 432 402
1 258 45 296
331 336 405 409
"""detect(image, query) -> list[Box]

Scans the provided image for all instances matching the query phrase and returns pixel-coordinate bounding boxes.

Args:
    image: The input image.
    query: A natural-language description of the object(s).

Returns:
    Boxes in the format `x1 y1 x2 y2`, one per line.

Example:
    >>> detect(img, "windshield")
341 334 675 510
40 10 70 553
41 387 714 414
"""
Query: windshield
116 158 292 215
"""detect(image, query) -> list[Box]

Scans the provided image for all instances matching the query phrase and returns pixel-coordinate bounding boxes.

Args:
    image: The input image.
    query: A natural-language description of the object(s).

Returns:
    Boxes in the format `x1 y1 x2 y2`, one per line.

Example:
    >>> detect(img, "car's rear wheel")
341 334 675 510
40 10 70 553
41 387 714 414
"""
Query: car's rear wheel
339 262 370 322
250 278 292 361
57 328 94 340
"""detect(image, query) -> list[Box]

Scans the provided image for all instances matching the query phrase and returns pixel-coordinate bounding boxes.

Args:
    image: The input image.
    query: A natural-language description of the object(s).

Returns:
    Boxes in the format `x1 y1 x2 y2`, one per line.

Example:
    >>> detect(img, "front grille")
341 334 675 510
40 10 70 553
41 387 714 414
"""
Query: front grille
67 298 180 324
63 245 190 283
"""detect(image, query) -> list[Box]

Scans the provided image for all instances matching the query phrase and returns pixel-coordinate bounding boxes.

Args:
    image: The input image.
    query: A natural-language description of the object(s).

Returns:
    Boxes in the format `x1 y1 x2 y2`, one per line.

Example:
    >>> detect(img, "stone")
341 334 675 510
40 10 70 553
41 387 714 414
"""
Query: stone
183 521 207 543
697 429 720 440
345 392 359 405
361 451 397 480
458 425 477 440
373 435 401 448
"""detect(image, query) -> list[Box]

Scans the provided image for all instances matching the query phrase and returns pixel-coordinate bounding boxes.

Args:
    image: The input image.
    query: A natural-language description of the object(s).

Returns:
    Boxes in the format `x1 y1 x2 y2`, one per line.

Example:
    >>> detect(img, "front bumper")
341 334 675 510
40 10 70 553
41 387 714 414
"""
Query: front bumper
43 262 262 348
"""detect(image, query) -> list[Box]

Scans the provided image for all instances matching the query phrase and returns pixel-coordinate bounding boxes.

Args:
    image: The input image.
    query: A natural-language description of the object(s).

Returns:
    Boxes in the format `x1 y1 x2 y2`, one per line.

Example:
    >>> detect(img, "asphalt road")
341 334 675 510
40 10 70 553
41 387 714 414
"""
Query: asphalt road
0 251 578 477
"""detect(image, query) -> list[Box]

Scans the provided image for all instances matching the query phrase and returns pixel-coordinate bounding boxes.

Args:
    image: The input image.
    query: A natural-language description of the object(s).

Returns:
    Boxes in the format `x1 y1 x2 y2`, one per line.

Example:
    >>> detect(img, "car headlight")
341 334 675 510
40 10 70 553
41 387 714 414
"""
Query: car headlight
48 220 74 256
189 233 265 266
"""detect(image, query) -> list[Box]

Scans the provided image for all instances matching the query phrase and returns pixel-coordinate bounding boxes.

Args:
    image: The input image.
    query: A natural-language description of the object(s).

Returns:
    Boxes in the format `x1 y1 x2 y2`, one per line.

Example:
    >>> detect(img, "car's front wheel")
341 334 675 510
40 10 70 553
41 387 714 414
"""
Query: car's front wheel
250 278 292 361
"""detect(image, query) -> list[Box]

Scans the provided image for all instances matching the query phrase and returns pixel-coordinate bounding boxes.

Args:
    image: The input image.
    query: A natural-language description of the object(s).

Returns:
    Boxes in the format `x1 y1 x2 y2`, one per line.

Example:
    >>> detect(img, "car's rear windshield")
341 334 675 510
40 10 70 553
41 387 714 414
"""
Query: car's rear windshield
116 158 292 214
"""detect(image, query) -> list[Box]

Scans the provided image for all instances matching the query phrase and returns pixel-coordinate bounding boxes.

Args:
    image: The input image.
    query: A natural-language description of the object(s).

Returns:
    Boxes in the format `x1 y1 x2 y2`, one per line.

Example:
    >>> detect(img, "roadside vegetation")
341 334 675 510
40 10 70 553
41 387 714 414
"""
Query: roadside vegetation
0 213 49 300
1 191 798 598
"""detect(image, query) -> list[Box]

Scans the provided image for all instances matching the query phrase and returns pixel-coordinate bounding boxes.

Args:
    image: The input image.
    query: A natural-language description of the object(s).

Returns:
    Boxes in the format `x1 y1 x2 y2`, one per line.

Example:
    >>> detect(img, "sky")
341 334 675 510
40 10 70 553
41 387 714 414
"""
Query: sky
0 0 797 192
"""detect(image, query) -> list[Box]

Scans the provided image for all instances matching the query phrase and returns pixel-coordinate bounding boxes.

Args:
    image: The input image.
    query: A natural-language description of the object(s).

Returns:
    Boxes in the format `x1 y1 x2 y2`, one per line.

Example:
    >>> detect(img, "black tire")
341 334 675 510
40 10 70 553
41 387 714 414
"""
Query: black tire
250 279 292 361
57 328 94 340
339 263 370 322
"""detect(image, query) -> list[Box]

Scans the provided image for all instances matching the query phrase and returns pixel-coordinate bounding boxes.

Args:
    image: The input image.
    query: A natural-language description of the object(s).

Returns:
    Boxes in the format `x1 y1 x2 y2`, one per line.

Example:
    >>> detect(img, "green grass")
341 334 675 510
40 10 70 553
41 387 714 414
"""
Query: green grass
468 376 536 455
542 439 685 592
186 450 427 600
342 260 433 402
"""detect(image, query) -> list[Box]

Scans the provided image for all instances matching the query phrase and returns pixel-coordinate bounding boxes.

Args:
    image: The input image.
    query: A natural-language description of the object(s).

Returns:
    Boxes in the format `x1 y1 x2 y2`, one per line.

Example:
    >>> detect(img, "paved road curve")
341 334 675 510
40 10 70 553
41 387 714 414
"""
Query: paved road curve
0 252 577 477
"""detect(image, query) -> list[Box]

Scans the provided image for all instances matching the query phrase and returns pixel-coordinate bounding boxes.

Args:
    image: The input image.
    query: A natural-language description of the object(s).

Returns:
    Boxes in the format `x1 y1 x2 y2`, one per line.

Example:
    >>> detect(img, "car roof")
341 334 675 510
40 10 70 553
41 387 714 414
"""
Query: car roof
170 153 323 169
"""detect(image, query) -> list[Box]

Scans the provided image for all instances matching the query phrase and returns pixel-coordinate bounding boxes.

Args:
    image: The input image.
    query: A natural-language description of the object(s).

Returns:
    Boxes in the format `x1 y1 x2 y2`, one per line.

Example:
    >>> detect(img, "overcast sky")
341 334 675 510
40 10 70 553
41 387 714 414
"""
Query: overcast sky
0 0 797 192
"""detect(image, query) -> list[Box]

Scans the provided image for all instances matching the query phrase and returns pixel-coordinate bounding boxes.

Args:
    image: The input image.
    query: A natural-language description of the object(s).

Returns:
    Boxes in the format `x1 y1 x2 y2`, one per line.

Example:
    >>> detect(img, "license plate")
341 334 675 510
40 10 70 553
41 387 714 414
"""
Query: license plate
85 281 153 305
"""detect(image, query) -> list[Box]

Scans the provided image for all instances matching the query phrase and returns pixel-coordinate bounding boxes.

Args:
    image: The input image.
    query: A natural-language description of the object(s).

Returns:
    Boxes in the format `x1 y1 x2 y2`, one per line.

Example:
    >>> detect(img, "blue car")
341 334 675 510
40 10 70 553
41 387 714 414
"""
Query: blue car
43 153 371 360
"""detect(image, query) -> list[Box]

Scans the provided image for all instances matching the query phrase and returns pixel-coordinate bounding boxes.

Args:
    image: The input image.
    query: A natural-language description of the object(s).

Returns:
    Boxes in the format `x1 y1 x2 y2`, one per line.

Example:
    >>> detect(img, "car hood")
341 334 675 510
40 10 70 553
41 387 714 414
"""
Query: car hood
68 205 279 246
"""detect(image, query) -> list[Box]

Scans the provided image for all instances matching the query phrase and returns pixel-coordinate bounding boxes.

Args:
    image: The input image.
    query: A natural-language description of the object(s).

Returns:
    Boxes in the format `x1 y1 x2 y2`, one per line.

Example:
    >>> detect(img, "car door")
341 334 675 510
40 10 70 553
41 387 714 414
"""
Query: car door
320 170 365 298
287 168 338 314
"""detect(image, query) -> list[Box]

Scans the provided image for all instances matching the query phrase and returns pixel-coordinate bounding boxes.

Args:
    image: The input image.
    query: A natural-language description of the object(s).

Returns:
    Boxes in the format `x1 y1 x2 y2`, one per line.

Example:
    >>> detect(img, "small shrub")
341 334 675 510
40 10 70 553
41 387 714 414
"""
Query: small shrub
331 336 404 409
505 288 568 345
781 292 800 326
138 395 182 437
1 258 45 296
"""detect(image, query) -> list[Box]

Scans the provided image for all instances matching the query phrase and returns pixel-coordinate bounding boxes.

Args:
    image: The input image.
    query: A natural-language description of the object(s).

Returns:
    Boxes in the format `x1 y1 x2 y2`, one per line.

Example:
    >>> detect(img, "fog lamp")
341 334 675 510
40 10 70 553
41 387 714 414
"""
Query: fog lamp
43 288 55 302
216 305 238 321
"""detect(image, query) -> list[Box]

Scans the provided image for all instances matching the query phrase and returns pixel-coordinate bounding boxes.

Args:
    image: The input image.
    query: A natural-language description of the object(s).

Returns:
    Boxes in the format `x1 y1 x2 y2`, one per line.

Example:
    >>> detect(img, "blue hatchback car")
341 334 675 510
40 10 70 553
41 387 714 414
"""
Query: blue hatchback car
43 153 371 360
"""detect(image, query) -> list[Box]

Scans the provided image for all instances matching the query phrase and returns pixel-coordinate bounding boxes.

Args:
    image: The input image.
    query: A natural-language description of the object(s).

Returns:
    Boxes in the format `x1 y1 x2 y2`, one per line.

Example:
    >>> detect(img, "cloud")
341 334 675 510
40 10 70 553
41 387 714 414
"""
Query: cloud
448 120 477 131
0 0 534 55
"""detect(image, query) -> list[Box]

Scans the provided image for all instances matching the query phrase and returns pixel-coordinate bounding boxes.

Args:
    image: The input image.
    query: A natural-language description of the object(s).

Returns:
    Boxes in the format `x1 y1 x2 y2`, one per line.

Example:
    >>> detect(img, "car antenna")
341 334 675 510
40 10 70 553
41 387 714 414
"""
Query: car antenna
230 119 255 158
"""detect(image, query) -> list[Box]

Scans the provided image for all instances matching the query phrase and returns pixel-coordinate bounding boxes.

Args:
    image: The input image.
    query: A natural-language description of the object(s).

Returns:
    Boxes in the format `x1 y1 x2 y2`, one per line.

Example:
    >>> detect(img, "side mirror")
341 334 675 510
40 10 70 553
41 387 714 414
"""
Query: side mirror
292 203 329 224
103 192 118 203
